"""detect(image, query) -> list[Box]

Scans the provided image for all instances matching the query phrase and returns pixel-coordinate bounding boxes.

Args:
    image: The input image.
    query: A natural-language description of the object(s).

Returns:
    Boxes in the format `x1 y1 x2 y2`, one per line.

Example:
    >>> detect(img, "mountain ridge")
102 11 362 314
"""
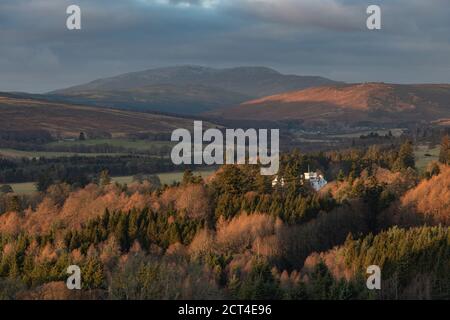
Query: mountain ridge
49 66 340 115
210 82 450 126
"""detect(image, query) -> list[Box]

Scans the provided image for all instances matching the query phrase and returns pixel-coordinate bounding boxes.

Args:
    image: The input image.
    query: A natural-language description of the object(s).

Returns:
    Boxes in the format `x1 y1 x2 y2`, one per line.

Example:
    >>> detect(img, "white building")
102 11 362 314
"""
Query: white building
302 171 328 191
272 169 328 191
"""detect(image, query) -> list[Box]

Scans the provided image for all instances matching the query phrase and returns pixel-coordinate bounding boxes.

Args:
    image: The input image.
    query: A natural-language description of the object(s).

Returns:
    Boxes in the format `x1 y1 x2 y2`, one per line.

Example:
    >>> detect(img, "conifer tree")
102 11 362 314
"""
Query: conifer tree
393 141 415 171
439 134 450 165
99 170 111 186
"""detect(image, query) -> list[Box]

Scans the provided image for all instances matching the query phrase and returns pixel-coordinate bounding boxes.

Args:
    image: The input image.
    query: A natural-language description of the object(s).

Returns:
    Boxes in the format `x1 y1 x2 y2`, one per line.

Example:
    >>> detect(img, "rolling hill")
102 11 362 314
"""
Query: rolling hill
49 66 339 114
211 83 450 126
0 92 208 139
48 84 251 115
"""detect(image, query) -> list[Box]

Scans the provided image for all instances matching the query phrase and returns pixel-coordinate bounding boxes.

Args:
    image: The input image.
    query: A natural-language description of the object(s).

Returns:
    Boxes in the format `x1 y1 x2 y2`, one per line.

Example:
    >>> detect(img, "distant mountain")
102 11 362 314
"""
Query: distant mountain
210 83 450 127
49 66 339 114
0 92 211 139
49 84 251 115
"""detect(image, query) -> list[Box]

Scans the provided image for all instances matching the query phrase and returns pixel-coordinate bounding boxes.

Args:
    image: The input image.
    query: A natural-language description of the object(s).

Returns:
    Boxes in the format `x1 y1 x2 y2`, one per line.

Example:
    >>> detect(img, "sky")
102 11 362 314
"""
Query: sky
1 0 449 93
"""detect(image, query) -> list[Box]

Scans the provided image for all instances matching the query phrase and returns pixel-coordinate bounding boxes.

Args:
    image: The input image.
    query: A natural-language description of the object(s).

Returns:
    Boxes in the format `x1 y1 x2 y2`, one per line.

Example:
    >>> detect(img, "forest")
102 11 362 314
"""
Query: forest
0 136 449 300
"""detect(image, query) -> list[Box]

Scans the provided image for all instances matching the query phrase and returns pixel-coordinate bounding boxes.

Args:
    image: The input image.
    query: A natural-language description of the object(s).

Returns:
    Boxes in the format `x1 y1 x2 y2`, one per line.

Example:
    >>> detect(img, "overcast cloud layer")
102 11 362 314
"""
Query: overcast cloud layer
1 0 449 92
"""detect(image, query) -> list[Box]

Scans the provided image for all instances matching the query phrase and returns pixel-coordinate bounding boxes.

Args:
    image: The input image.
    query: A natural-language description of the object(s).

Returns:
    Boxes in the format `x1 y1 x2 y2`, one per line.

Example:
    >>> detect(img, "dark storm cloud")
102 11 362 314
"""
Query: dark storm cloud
0 0 449 92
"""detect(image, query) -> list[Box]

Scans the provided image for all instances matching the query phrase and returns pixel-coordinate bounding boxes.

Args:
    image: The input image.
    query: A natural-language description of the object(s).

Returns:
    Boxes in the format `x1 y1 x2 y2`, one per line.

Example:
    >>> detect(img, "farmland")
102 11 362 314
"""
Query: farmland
8 169 216 194
46 139 174 152
414 145 440 171
0 148 126 159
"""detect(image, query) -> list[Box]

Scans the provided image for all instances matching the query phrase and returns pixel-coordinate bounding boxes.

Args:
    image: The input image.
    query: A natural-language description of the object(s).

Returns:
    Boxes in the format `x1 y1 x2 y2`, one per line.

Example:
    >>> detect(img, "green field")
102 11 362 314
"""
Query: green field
8 182 37 195
0 148 125 159
0 139 174 159
7 169 216 195
414 145 440 171
47 139 173 151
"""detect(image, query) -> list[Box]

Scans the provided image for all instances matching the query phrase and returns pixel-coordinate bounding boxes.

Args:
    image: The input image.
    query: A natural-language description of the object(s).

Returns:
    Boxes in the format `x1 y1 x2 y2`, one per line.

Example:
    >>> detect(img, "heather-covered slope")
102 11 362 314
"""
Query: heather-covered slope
0 93 209 138
213 83 450 125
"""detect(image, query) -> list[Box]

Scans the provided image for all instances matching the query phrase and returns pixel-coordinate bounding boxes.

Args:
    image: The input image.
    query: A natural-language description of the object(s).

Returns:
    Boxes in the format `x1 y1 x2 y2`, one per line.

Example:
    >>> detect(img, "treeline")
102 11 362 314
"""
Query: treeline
0 130 53 144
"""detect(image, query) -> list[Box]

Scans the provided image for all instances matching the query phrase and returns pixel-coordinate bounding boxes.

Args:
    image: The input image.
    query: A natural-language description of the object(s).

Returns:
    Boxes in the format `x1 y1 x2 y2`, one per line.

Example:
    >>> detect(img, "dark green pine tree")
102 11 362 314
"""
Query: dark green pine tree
337 169 345 182
83 257 105 289
439 134 450 165
236 260 280 300
115 214 130 251
36 171 54 192
393 141 415 171
308 261 335 300
6 195 21 213
99 170 111 187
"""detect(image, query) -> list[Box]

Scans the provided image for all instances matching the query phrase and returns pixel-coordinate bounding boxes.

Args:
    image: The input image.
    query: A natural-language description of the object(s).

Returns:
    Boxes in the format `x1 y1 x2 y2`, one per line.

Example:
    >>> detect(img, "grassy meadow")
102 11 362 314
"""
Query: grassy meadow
46 139 174 152
0 148 126 159
7 169 216 195
414 145 440 171
0 138 174 160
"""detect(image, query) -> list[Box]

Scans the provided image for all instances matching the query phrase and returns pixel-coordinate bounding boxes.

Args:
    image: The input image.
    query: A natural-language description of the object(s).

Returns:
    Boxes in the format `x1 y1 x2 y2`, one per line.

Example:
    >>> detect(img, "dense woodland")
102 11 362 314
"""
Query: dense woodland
0 136 449 300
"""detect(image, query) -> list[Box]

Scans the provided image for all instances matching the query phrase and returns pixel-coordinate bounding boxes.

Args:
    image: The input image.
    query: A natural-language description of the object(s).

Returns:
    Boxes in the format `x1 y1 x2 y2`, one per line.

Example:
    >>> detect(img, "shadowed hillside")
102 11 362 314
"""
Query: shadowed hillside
0 93 210 139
